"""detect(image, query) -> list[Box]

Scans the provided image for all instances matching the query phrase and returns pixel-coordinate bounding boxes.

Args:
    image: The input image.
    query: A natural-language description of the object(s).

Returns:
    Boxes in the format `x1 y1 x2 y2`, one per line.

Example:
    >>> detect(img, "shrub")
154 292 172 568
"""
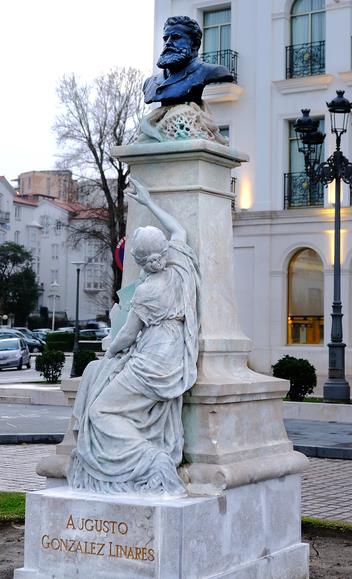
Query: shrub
272 355 317 401
36 350 65 383
46 332 74 352
73 350 98 377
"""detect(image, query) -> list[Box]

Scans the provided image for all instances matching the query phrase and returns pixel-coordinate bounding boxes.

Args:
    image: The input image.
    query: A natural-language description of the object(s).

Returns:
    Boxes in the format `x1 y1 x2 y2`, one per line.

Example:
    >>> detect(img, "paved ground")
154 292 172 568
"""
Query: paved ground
0 444 351 523
284 418 352 459
2 403 352 461
0 356 72 384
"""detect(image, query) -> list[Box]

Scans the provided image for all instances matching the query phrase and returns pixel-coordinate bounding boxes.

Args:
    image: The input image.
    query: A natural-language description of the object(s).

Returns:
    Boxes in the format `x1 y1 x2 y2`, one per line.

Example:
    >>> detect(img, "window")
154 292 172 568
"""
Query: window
287 248 324 344
51 244 59 260
14 231 20 244
85 264 104 291
203 8 231 54
284 117 324 208
85 241 105 291
51 269 59 283
287 0 325 77
219 125 230 140
15 205 21 221
40 215 50 235
55 220 62 235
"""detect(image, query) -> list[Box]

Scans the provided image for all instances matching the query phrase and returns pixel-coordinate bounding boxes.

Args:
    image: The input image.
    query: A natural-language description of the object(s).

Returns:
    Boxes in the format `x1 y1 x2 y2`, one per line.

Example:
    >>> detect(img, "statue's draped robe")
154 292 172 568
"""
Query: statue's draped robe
68 240 199 493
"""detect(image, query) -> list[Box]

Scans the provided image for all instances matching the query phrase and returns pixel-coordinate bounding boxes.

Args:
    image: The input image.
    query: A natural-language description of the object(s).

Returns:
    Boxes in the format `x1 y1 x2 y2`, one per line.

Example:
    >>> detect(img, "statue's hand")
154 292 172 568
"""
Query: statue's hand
105 348 116 359
126 178 151 207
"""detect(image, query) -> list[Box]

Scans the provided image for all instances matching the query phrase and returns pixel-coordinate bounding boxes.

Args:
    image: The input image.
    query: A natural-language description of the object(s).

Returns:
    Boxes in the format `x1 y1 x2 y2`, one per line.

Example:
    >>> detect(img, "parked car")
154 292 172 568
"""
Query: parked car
86 321 109 330
0 329 44 353
0 337 31 370
79 328 110 341
13 327 45 344
32 329 52 342
56 327 75 333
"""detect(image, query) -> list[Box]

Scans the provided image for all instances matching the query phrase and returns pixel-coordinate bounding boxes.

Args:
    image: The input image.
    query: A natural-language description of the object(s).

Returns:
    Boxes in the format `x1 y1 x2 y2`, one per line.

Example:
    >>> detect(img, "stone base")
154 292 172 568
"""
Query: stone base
15 475 308 579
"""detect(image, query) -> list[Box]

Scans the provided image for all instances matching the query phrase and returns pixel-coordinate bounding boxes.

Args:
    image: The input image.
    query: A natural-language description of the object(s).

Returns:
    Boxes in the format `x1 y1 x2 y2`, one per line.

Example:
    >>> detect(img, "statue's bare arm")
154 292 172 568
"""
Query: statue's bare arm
127 178 186 243
106 310 143 358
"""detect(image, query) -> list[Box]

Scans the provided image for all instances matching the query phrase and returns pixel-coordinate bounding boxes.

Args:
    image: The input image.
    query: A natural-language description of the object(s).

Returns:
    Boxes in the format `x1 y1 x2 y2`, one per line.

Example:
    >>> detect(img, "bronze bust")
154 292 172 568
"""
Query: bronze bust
143 15 234 106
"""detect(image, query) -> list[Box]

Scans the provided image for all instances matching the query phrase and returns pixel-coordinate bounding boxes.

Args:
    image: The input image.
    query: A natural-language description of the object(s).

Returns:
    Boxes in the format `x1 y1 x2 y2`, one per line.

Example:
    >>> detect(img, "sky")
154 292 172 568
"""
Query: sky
0 0 155 183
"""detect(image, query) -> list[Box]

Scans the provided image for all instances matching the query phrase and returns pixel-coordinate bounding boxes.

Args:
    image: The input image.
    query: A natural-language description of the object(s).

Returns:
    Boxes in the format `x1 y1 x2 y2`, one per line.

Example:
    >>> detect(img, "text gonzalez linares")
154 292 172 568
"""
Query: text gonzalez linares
40 515 155 562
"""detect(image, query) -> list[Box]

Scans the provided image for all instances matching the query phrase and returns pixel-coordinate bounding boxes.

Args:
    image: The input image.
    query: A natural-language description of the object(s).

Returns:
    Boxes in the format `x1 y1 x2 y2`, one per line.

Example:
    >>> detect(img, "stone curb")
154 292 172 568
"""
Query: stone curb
293 444 352 460
284 401 352 423
0 433 64 444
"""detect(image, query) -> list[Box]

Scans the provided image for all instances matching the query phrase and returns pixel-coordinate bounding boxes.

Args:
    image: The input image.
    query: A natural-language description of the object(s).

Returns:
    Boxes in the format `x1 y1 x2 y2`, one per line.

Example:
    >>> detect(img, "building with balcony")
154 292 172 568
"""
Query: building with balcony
153 0 352 376
0 176 112 324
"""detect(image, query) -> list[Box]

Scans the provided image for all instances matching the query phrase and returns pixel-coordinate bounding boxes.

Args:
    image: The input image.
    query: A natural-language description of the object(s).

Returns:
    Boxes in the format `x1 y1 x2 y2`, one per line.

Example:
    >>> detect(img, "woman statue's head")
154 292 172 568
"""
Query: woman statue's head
130 226 168 273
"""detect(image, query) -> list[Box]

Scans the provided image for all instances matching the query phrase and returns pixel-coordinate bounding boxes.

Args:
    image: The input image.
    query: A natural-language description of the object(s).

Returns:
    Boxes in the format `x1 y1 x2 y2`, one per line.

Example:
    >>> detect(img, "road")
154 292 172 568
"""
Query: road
0 355 73 384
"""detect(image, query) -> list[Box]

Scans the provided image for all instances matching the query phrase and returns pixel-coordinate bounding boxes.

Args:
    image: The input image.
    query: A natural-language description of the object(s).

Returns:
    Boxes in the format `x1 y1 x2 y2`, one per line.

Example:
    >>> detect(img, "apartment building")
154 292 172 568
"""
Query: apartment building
0 176 112 323
154 0 352 375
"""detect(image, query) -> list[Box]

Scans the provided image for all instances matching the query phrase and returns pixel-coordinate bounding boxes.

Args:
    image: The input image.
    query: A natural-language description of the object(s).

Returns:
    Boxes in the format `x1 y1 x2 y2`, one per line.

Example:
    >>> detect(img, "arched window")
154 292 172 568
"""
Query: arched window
287 248 324 344
287 0 325 78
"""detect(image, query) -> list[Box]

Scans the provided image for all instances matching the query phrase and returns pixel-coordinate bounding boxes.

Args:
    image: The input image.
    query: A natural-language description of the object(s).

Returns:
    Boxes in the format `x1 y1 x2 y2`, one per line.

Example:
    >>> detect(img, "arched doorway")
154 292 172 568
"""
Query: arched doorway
287 248 324 344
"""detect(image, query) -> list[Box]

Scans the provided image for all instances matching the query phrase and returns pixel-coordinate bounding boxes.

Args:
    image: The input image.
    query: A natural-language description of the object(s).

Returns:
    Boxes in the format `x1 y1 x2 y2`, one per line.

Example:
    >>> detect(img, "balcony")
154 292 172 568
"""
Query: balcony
286 41 325 79
201 49 238 84
284 172 324 209
0 210 10 223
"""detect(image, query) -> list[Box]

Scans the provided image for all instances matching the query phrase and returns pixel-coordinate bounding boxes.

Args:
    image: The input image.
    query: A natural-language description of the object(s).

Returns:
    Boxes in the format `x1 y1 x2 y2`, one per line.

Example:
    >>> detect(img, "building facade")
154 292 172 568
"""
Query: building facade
0 175 112 324
154 0 352 376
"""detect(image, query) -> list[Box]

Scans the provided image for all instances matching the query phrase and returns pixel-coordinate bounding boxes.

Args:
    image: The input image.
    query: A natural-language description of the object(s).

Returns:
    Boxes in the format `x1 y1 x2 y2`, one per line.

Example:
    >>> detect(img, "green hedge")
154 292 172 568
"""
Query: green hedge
272 355 316 401
46 332 74 352
73 350 98 377
35 350 66 384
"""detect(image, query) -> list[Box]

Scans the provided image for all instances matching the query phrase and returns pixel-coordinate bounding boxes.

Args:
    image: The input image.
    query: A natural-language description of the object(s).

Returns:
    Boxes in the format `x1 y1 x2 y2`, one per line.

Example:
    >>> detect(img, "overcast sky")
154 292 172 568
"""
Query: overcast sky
0 0 154 183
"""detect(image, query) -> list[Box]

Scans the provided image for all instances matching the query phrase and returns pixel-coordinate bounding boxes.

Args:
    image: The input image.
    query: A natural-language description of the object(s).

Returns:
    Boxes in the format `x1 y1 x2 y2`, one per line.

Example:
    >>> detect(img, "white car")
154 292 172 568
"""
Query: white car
0 337 31 370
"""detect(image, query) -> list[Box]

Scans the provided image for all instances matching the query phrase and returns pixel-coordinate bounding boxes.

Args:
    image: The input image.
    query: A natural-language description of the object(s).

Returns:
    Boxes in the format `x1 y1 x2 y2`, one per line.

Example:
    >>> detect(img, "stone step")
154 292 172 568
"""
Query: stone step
0 385 67 406
0 395 31 404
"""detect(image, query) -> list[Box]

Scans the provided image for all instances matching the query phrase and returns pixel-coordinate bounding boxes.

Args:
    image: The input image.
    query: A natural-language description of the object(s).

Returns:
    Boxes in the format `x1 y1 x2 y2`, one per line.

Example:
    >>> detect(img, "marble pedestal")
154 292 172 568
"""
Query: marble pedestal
20 138 309 578
15 475 308 579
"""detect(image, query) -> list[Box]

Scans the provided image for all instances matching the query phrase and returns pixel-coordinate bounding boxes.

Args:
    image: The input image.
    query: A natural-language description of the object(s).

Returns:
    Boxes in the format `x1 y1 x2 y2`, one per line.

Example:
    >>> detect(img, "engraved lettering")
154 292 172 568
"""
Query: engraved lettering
41 534 50 549
66 515 75 530
118 522 128 535
96 543 105 556
148 548 155 561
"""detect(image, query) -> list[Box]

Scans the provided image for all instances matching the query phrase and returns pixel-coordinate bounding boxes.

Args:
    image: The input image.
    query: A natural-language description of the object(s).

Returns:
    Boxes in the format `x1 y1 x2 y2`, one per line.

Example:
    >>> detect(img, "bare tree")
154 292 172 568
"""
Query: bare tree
53 67 146 300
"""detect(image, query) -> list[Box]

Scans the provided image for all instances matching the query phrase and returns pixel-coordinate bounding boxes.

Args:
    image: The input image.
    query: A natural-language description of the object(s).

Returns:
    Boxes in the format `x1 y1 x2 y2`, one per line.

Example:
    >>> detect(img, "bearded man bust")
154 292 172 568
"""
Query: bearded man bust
143 15 234 106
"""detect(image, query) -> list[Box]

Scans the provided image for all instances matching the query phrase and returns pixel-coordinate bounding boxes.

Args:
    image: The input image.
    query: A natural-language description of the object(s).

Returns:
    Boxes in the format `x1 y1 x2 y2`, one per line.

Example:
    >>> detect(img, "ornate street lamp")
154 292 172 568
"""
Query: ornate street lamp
294 90 352 402
70 261 85 378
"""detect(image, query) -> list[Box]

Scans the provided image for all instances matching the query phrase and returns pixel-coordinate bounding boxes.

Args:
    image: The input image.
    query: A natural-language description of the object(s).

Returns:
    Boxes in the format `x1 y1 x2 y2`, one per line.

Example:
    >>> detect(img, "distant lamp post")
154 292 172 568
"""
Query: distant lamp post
70 261 85 378
50 281 60 331
2 314 8 326
294 90 352 402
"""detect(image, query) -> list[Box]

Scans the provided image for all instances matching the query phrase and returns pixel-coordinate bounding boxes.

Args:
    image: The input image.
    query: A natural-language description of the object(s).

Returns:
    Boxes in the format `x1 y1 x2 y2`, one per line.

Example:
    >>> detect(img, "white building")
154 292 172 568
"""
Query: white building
0 176 112 324
154 0 352 376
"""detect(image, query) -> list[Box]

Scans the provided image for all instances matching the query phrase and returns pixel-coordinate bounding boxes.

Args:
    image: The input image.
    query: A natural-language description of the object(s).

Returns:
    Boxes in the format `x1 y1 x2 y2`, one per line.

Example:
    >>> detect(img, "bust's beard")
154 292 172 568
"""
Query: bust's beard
157 47 193 70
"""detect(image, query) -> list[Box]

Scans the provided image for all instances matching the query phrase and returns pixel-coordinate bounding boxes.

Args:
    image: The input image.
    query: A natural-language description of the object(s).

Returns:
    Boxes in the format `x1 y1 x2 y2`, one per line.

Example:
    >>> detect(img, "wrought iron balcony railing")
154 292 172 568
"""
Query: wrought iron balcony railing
0 210 10 223
286 40 325 79
284 172 324 209
201 49 238 84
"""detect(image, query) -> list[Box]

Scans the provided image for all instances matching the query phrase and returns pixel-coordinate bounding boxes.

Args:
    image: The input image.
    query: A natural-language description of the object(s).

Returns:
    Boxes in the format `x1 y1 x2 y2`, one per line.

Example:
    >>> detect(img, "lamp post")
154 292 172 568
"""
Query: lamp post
70 261 85 378
294 90 352 402
50 281 60 331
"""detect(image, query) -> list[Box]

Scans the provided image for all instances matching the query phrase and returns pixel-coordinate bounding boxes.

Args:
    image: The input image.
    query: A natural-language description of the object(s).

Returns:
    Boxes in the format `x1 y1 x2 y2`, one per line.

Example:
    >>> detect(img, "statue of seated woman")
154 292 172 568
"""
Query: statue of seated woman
67 178 199 495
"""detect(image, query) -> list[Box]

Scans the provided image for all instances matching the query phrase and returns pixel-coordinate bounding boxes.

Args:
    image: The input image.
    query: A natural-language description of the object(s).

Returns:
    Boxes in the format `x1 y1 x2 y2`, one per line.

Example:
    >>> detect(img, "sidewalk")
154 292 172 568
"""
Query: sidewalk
0 444 351 524
1 402 352 461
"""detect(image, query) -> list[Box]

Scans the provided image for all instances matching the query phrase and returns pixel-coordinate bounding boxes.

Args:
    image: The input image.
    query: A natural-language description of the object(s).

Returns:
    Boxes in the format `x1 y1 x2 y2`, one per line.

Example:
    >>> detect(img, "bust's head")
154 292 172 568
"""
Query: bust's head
157 16 202 71
131 226 168 273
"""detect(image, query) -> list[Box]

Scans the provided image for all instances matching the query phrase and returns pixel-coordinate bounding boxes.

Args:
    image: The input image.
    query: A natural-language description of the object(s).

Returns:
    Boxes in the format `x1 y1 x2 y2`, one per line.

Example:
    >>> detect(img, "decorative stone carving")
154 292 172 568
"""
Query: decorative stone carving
139 103 228 145
67 179 199 496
